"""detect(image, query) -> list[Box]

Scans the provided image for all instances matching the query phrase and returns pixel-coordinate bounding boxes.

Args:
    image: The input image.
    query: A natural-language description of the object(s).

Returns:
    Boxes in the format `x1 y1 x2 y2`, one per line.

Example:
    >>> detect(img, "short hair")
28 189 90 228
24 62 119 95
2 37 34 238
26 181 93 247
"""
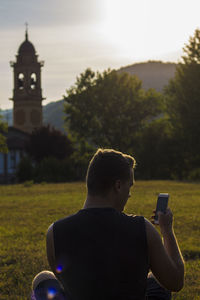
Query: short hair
86 148 136 196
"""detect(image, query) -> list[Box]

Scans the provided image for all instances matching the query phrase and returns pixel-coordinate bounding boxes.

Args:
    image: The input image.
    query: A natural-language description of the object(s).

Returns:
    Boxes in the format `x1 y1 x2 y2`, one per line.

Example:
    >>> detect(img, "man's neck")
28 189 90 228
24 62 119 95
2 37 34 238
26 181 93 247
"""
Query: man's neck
83 193 123 212
83 194 115 210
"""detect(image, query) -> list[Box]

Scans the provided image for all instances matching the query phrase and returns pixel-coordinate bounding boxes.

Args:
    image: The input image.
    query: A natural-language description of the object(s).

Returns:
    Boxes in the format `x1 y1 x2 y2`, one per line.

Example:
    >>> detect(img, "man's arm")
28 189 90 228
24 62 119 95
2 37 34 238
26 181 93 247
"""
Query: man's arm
145 208 185 292
46 223 56 273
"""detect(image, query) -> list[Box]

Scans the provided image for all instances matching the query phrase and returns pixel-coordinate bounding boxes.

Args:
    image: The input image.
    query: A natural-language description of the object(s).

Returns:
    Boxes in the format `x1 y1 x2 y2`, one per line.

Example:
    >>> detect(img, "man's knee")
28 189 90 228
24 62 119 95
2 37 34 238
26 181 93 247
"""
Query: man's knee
147 276 172 300
32 270 57 291
31 270 66 299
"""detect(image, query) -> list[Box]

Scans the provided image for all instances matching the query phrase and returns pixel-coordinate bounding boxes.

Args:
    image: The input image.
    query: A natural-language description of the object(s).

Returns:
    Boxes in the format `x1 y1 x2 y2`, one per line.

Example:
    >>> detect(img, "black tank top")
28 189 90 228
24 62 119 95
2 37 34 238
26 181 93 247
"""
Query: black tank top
53 207 149 300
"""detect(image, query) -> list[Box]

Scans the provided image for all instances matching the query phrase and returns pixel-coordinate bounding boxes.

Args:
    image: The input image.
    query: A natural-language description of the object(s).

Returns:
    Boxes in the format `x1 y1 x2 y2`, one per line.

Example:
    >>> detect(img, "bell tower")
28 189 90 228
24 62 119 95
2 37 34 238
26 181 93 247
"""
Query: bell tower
10 27 45 133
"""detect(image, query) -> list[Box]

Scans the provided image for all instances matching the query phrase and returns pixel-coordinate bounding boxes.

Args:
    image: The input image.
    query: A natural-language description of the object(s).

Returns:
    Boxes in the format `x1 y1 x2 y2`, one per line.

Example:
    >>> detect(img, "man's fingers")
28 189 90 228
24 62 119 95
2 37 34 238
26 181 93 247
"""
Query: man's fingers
157 211 164 216
150 215 159 226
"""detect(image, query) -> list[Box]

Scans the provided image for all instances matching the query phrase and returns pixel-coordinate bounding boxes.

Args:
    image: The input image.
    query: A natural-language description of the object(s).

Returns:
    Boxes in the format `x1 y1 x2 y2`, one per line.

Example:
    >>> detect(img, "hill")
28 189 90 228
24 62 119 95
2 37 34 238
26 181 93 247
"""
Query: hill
1 61 177 132
43 99 65 132
118 61 176 92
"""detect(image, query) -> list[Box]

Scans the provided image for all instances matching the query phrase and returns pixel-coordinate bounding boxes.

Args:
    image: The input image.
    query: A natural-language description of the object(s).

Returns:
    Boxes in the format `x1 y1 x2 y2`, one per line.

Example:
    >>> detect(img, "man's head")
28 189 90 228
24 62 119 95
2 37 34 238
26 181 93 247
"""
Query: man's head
86 149 136 209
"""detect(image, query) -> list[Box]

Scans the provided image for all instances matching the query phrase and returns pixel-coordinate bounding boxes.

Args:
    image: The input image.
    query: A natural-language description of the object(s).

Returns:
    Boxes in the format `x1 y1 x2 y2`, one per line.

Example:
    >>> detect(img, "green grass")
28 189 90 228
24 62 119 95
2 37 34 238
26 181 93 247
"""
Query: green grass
0 181 199 299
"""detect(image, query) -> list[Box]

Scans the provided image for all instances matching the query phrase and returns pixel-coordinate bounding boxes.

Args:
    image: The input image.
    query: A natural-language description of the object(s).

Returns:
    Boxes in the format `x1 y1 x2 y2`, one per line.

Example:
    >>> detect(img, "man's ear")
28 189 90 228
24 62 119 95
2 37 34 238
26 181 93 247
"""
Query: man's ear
114 179 121 193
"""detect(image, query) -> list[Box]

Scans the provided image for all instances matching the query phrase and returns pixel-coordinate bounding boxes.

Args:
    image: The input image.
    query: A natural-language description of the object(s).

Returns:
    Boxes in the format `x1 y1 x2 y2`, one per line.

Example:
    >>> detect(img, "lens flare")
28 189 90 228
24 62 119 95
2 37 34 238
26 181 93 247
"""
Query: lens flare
47 287 57 299
56 264 63 273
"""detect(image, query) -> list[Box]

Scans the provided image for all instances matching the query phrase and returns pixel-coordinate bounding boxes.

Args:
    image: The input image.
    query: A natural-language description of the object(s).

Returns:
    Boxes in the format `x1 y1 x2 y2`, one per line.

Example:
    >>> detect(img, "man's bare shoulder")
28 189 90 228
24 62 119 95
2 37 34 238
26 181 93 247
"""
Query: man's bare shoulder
144 217 160 239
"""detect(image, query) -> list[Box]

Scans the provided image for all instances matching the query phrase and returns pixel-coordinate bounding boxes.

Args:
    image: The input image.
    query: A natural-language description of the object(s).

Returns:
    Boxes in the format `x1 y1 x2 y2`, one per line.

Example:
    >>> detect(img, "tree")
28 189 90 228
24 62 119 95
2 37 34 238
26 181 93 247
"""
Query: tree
64 68 163 154
26 125 73 163
165 29 200 178
182 29 200 64
134 117 178 179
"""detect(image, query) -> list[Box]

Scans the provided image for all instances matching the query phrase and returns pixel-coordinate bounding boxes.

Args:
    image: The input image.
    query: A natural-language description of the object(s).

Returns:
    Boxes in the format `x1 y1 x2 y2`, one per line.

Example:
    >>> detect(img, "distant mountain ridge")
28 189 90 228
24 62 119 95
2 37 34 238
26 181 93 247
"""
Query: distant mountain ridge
1 61 177 132
118 61 177 92
43 99 65 131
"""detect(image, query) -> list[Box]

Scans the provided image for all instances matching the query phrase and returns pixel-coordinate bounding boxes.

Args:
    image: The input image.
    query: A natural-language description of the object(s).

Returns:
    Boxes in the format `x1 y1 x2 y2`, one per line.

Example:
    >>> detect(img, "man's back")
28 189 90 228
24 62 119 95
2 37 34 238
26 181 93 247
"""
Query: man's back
53 207 149 300
46 149 184 300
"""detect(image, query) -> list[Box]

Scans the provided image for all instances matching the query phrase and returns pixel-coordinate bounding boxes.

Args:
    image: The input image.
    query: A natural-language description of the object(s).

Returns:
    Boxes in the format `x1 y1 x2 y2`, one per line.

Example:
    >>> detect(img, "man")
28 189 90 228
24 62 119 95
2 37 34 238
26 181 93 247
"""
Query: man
46 148 184 300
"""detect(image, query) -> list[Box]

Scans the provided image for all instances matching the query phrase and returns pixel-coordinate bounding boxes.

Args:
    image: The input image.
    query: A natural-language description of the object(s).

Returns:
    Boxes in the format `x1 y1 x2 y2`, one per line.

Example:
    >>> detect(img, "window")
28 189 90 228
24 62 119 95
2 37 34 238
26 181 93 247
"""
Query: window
18 73 24 89
30 73 37 89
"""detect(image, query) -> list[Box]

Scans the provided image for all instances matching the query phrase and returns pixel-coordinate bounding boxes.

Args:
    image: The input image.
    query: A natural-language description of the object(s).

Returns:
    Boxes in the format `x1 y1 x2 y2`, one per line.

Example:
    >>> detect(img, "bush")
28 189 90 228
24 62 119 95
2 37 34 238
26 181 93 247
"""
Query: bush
16 156 34 182
23 180 34 187
16 145 94 183
34 157 76 183
187 168 200 181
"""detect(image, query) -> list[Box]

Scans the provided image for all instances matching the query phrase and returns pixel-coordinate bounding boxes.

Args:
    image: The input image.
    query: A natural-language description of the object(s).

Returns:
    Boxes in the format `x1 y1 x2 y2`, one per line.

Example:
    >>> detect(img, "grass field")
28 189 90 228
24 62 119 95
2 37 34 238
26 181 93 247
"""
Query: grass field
0 181 199 299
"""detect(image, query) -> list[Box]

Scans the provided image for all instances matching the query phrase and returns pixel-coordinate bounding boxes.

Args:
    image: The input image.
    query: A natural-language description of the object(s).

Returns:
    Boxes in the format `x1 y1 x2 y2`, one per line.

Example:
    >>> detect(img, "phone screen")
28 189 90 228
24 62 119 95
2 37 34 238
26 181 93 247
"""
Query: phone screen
154 193 169 224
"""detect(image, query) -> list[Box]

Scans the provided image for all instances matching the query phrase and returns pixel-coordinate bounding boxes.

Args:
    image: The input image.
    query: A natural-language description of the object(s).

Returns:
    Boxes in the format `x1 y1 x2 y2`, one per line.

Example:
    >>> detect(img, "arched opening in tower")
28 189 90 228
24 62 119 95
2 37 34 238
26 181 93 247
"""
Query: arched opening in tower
30 73 37 89
18 73 24 89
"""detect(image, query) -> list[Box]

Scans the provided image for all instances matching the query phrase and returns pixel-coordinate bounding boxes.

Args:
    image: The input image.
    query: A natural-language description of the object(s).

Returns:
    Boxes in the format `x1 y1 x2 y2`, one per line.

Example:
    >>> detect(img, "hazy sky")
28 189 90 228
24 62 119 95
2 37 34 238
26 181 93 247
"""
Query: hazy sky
1 0 200 109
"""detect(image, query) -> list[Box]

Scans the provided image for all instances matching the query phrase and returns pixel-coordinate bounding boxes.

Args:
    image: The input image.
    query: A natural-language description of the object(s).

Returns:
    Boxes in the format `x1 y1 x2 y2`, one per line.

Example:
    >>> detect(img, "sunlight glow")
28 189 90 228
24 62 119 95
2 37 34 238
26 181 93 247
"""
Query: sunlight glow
100 0 200 60
101 0 147 56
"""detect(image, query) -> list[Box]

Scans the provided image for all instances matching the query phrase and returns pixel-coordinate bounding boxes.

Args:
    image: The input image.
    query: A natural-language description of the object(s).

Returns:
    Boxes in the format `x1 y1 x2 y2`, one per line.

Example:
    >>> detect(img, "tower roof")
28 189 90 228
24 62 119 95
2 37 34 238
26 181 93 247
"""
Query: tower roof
18 29 36 55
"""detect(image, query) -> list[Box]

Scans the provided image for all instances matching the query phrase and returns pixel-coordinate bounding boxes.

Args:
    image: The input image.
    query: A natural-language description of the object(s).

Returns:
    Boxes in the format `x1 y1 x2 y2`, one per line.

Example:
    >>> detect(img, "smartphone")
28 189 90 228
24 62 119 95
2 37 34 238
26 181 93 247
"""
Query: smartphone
154 193 169 224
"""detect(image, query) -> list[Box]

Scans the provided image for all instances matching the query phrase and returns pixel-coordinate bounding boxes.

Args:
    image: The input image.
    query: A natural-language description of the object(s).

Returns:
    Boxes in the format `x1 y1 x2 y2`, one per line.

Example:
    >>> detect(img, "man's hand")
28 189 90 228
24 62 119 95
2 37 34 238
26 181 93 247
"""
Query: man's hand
158 208 173 235
151 208 173 234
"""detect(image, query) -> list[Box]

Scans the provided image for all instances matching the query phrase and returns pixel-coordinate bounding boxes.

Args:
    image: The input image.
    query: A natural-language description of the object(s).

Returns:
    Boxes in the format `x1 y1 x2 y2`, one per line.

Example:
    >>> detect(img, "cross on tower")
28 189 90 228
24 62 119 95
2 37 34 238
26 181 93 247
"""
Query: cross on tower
25 22 28 40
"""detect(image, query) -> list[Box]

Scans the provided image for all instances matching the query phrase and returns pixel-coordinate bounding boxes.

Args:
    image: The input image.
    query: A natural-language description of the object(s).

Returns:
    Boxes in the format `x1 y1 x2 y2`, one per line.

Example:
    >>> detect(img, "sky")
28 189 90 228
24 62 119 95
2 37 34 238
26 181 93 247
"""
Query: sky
1 0 200 109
